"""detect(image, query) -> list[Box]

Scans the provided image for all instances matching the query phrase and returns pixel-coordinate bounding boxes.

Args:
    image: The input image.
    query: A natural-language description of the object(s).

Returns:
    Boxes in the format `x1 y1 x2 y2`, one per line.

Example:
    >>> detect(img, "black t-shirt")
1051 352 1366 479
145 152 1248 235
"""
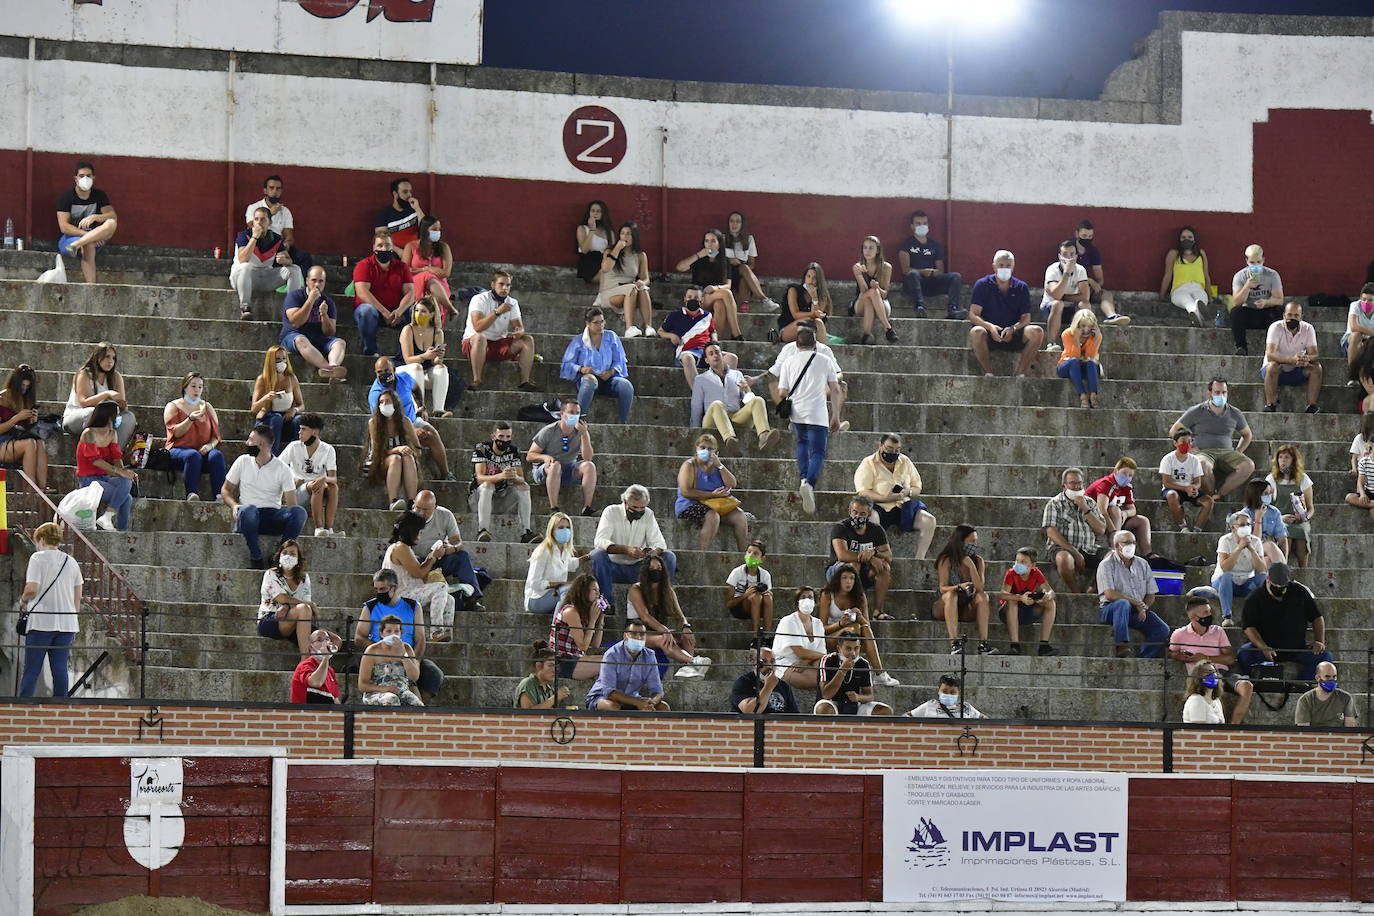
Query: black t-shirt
828 520 888 565
896 235 943 271
469 440 523 496
57 188 112 226
375 202 419 235
690 255 729 288
1240 582 1321 652
729 671 799 714
819 652 872 715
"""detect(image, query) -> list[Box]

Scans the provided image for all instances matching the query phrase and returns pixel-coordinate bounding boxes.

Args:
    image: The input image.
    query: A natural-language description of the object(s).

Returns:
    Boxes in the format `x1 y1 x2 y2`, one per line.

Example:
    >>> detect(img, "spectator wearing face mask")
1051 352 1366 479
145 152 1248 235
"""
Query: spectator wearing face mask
1235 562 1331 682
969 250 1044 377
1071 220 1130 328
246 174 312 276
934 525 995 657
363 389 421 510
725 540 774 636
731 639 799 714
904 675 985 719
853 433 937 560
772 587 826 690
814 632 893 716
232 207 302 320
1342 283 1374 374
897 210 963 319
1159 225 1211 327
627 553 712 679
586 621 670 711
221 424 306 570
996 547 1058 657
1182 661 1225 724
163 372 225 502
470 421 536 543
1159 429 1214 533
1210 511 1269 627
560 306 635 424
354 569 444 701
591 485 674 608
1267 444 1314 568
290 629 342 704
279 413 340 537
525 513 588 613
1229 244 1284 356
1097 531 1168 659
527 401 598 516
1239 477 1289 566
659 287 722 388
462 269 538 392
257 539 317 659
1295 662 1357 727
402 217 454 322
1041 240 1091 355
57 160 118 284
1169 593 1253 724
359 615 424 706
367 356 453 483
675 433 749 552
1170 378 1254 500
353 229 416 356
1261 301 1322 414
674 229 744 341
827 496 894 620
1084 457 1152 558
382 509 458 643
397 297 451 419
1042 467 1108 594
249 344 304 456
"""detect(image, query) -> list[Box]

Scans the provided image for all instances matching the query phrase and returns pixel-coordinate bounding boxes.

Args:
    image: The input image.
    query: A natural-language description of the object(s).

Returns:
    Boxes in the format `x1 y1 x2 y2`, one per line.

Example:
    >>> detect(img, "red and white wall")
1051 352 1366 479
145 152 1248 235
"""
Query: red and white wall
1 19 1372 292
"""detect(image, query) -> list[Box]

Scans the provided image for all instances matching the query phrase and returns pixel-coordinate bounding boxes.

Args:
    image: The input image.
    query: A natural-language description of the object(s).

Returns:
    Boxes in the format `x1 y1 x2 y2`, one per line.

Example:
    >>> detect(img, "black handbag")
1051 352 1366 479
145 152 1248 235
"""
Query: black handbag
776 351 818 421
17 554 71 637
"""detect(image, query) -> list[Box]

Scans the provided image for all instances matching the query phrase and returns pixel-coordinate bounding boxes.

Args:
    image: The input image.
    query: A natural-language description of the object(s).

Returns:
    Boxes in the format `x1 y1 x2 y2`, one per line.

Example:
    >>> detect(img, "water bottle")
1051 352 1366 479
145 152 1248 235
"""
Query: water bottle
1290 491 1308 522
3 217 13 250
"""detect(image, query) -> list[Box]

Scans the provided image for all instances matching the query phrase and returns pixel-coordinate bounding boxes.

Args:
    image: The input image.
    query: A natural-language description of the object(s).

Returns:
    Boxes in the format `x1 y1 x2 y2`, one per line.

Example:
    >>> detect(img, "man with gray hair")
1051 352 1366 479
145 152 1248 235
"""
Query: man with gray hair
1096 530 1169 658
968 249 1043 377
1042 467 1108 593
591 484 675 606
1295 662 1357 727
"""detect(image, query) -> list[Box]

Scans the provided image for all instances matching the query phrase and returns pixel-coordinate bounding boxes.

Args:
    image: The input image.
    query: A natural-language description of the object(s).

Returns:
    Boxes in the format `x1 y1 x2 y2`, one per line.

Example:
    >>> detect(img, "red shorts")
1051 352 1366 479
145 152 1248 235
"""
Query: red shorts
462 336 517 362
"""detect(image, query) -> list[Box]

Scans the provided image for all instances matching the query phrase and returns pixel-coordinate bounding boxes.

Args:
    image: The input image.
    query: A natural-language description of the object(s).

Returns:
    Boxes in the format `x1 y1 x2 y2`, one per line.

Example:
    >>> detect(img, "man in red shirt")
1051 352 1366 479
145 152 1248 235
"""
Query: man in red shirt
353 229 415 355
290 629 343 704
1084 457 1153 557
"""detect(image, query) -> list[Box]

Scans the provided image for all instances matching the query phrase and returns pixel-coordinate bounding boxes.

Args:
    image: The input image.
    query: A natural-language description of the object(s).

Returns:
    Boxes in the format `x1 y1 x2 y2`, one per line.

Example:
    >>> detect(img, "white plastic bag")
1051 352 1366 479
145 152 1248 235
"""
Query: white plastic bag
36 254 67 284
58 481 104 531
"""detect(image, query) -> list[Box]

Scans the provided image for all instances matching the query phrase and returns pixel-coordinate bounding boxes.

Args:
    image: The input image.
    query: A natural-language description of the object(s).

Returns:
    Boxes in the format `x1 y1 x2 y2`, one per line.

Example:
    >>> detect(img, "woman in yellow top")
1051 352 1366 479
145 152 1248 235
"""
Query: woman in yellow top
1056 309 1101 409
1159 225 1212 327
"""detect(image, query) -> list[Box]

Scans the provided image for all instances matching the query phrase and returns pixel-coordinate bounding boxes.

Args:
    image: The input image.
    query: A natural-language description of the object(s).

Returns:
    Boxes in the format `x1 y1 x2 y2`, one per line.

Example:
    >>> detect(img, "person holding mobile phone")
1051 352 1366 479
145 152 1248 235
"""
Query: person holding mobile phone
853 433 936 559
725 540 774 635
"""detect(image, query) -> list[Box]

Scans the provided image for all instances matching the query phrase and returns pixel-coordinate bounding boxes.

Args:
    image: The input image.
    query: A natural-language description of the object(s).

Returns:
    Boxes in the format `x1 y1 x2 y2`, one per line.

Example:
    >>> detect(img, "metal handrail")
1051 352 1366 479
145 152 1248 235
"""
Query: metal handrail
5 469 146 670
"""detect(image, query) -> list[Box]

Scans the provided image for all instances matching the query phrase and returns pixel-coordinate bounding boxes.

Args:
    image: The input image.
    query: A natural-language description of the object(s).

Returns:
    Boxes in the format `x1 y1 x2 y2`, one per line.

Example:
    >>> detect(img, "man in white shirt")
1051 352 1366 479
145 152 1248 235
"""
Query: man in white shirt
1261 301 1323 414
462 270 537 391
691 343 778 454
591 484 675 607
1158 429 1213 533
221 424 304 569
904 675 985 719
755 322 849 432
776 327 842 515
244 173 312 274
278 413 339 537
1041 239 1090 353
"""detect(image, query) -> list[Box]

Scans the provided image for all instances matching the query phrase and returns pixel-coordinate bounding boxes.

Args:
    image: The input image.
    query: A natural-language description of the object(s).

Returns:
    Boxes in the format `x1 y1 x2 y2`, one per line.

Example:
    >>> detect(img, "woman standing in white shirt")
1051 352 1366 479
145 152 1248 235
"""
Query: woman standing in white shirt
525 512 587 613
1182 662 1226 724
18 523 84 697
771 586 826 690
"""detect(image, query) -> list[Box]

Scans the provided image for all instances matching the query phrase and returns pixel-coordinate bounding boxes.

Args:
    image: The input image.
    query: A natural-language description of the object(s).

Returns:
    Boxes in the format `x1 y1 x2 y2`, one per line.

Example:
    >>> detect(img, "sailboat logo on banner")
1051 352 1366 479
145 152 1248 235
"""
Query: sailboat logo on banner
905 816 951 868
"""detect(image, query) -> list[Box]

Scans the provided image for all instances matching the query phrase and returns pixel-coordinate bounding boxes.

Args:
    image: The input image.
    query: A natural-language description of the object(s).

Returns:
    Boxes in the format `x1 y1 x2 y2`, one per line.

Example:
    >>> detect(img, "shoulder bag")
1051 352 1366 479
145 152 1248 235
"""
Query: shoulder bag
776 351 819 421
17 554 72 636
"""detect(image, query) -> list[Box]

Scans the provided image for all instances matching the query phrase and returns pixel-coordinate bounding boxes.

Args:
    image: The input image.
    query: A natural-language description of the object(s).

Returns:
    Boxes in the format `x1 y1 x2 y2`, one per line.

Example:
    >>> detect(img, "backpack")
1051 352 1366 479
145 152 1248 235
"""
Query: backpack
1306 293 1348 309
517 399 562 424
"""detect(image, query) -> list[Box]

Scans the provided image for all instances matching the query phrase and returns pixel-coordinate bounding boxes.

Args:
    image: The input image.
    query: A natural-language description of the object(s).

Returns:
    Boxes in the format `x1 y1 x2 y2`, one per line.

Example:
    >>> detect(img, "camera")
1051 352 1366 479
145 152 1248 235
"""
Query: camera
755 581 768 593
1028 589 1045 602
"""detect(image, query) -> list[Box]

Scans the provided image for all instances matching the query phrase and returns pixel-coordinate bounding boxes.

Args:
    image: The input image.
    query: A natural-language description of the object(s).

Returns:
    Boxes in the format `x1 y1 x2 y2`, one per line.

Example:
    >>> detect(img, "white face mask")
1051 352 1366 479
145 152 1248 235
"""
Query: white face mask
1065 488 1084 500
379 402 395 418
1119 544 1137 559
995 267 1013 282
797 598 815 615
275 361 287 373
1235 525 1252 540
278 554 298 570
914 225 929 237
76 176 94 192
383 633 401 646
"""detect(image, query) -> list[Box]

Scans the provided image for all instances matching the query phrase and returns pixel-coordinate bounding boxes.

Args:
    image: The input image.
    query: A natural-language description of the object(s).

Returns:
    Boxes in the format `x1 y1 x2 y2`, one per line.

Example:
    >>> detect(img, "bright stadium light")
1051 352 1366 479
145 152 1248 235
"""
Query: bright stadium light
888 0 1022 28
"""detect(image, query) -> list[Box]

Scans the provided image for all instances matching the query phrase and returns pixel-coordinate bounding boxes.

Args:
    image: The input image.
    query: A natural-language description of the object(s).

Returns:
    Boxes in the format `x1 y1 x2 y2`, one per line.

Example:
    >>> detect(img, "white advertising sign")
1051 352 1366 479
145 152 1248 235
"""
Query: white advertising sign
883 770 1127 903
8 0 482 66
125 757 186 870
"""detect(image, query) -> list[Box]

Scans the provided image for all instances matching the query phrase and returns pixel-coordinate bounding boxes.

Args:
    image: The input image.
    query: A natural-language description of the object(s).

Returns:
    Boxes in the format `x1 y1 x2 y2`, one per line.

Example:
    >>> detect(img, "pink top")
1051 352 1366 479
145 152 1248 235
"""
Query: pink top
1168 623 1233 674
1265 320 1317 362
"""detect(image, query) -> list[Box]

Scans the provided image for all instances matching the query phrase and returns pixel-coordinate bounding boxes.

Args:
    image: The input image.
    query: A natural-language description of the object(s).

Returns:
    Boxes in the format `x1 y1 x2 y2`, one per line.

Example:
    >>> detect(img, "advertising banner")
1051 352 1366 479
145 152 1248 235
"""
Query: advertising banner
883 770 1127 902
7 0 482 66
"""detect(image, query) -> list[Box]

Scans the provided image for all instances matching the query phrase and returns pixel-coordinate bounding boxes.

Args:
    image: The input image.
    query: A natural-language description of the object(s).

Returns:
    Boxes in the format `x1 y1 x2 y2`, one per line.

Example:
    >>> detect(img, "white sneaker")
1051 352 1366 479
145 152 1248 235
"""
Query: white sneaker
1045 342 1062 353
675 665 701 679
1188 304 1205 327
757 297 781 314
624 325 642 338
313 527 328 537
691 655 713 669
330 528 345 537
838 420 850 432
186 493 200 502
389 498 407 510
95 512 116 531
875 671 901 687
798 481 816 515
642 325 654 337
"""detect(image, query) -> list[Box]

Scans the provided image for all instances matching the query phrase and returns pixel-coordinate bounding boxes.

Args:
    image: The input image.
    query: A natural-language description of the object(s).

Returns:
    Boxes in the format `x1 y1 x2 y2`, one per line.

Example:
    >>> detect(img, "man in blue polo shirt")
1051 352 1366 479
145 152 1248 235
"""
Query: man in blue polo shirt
352 568 445 701
897 210 964 319
968 249 1043 377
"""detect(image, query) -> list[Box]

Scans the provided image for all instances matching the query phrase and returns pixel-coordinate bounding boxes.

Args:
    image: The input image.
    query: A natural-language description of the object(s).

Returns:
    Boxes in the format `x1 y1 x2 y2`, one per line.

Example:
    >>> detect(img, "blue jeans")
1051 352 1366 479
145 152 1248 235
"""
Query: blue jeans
168 446 227 499
237 504 306 562
259 411 301 456
576 375 634 423
1098 599 1169 658
19 630 76 697
436 549 482 597
78 473 133 530
1210 570 1265 618
1056 358 1100 395
902 269 963 312
527 584 571 613
590 548 677 608
353 303 410 355
1236 644 1332 681
791 422 829 487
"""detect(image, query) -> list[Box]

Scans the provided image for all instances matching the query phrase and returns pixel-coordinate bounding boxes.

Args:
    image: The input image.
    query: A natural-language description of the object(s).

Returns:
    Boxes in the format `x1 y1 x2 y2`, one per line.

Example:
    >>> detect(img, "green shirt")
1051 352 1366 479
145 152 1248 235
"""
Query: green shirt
515 673 554 708
1295 688 1357 727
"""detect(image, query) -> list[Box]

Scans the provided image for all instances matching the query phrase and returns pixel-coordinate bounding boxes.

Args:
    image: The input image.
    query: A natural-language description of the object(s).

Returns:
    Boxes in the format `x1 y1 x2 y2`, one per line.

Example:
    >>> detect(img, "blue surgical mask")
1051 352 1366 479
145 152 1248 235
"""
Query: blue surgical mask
184 395 202 406
1201 674 1220 690
428 229 441 242
696 448 712 462
938 693 958 707
1012 562 1030 577
625 637 645 654
1320 680 1338 693
113 415 122 429
1249 263 1263 275
1210 395 1227 408
1260 492 1273 506
553 527 572 544
1114 472 1132 487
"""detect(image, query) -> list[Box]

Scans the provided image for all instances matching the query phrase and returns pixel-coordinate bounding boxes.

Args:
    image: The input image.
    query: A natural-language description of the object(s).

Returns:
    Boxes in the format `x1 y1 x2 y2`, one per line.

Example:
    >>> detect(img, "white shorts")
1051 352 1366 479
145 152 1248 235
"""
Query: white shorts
814 699 886 716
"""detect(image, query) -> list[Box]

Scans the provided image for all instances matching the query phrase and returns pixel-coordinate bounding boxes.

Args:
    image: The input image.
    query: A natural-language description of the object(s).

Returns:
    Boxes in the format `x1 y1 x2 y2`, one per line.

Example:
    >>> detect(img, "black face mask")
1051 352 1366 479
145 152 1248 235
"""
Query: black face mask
491 291 508 303
1198 615 1214 628
374 250 394 265
880 450 899 463
302 435 317 447
1179 240 1195 251
494 439 512 451
625 508 645 521
1285 318 1300 331
266 194 282 204
849 515 867 529
684 301 702 313
375 589 392 601
247 442 265 458
646 569 665 583
379 372 395 387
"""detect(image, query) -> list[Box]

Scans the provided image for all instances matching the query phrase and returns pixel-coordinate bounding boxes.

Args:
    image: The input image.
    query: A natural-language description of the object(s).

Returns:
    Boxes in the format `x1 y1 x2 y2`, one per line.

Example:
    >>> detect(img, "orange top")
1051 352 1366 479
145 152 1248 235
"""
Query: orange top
1059 327 1101 364
165 403 220 450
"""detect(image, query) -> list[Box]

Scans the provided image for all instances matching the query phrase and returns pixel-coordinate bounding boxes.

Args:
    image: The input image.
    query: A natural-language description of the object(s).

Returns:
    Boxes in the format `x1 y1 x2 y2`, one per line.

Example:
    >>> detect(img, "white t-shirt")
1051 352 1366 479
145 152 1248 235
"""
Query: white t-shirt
227 455 295 507
244 198 294 234
23 549 83 633
525 543 579 603
1351 434 1371 458
726 563 773 596
1041 261 1088 305
771 610 825 672
1159 451 1203 487
1214 532 1265 584
776 347 839 427
907 698 985 719
1344 301 1374 343
279 440 337 484
464 290 523 342
1182 694 1224 724
770 340 840 379
259 569 313 620
724 237 758 262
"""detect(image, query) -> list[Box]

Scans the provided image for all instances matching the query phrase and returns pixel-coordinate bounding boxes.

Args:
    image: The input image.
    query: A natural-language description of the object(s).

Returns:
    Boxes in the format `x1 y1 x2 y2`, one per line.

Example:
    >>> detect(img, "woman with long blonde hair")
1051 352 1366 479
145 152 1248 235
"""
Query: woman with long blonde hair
525 512 589 613
362 389 421 509
250 344 304 454
1056 308 1102 408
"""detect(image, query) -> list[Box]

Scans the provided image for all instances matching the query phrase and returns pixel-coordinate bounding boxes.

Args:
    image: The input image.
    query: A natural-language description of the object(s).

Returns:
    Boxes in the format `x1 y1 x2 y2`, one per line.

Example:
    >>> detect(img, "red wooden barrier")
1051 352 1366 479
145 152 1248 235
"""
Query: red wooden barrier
1125 778 1232 901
